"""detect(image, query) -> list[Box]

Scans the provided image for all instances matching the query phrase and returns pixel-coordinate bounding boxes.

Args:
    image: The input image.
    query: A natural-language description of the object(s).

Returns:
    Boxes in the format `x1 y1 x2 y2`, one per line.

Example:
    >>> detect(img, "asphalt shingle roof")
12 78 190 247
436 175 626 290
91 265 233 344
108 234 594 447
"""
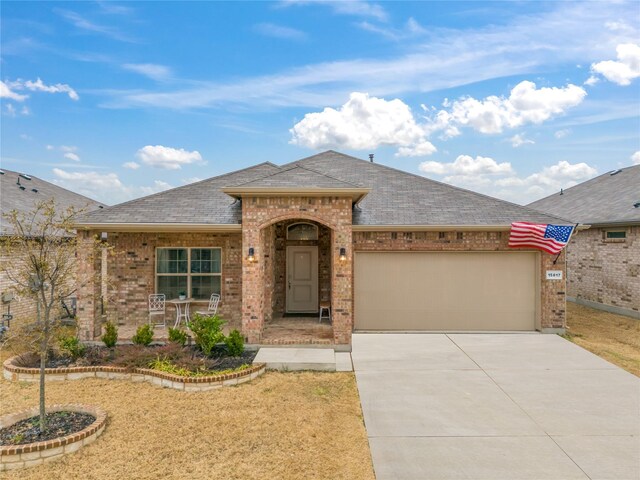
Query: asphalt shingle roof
77 151 570 227
1 168 104 235
527 165 640 226
227 164 361 189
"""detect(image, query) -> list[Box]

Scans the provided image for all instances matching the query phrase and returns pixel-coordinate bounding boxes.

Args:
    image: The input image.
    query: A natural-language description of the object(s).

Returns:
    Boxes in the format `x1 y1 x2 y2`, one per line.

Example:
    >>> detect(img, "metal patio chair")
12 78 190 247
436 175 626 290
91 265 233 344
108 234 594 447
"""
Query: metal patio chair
148 294 166 327
195 293 220 317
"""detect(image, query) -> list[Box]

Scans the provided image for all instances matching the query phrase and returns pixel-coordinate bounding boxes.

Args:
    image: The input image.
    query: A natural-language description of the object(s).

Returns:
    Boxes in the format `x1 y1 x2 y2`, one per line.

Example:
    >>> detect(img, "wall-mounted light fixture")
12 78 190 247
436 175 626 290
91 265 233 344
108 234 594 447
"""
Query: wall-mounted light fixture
248 247 255 262
100 232 108 242
339 247 347 261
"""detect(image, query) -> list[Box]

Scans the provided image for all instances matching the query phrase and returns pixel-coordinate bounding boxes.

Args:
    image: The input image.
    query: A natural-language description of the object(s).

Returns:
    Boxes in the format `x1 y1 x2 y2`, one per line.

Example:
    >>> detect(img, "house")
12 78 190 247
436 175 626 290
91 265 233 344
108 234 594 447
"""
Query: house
75 151 572 346
528 165 639 319
0 168 104 327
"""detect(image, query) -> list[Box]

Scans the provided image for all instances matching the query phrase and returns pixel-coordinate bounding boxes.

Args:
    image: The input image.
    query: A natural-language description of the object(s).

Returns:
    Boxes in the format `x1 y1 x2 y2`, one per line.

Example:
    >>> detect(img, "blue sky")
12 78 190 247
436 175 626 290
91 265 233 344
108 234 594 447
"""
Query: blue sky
1 1 639 205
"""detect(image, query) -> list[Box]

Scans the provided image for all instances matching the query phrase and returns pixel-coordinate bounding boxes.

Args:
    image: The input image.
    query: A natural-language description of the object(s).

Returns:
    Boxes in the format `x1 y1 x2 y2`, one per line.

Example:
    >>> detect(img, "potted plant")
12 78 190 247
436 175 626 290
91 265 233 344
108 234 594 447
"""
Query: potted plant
178 291 186 300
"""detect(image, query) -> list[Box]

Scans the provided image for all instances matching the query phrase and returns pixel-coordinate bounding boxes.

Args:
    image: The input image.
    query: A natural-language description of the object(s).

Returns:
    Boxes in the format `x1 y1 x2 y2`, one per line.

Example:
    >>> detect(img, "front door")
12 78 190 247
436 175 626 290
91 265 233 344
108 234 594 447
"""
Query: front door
286 246 318 312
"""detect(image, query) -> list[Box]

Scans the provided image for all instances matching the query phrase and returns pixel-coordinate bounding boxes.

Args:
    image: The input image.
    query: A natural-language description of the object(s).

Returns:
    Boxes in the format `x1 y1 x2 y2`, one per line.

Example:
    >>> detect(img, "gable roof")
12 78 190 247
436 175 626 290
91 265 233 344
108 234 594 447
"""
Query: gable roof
286 151 570 227
1 168 104 235
528 165 640 226
76 150 570 229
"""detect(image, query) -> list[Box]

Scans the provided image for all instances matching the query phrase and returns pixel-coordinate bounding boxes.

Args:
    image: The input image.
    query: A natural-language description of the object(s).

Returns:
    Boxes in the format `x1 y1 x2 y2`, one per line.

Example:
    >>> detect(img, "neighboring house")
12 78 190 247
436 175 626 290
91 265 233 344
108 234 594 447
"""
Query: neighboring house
529 165 640 319
0 168 104 327
75 151 572 346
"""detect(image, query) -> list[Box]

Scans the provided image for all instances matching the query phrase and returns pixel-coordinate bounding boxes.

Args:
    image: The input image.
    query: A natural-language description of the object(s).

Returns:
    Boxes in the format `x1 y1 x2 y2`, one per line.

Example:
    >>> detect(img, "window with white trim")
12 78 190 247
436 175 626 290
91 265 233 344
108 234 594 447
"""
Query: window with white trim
603 230 626 242
156 248 221 299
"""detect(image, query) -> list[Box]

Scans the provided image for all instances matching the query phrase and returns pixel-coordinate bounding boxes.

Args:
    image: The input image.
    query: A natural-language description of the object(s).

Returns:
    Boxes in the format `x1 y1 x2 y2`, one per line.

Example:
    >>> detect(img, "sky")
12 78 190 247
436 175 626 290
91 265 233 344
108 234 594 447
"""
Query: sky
1 0 639 206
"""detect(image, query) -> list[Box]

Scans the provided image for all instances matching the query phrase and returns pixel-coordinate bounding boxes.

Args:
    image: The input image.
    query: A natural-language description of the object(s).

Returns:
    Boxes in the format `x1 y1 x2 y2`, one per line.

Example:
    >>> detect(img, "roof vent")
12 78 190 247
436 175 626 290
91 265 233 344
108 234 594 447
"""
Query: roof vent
0 170 4 175
98 205 104 209
634 202 640 209
369 153 374 162
560 188 563 195
31 188 38 193
18 185 26 191
610 169 622 175
19 173 32 180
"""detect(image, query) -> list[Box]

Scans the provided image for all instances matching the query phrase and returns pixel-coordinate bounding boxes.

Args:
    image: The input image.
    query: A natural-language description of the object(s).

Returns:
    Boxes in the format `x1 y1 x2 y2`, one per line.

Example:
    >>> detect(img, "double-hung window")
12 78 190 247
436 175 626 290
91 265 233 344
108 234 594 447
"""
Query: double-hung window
156 248 221 299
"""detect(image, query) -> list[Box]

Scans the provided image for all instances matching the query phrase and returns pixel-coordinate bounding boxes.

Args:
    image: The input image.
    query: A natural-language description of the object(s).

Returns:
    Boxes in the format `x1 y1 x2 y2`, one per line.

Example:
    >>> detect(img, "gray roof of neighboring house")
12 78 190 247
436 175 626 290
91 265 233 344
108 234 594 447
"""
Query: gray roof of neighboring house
1 168 104 235
77 150 570 227
528 165 640 226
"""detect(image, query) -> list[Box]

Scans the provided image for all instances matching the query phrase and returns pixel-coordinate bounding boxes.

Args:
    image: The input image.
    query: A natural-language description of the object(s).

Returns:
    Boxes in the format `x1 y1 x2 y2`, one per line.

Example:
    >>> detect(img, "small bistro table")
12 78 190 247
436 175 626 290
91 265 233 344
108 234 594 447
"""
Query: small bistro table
168 298 194 328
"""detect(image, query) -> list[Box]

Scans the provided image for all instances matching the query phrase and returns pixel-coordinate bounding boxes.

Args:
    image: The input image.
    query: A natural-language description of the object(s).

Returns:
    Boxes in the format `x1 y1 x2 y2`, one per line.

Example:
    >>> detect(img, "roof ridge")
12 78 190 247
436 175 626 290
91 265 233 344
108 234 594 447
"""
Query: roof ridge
227 162 362 188
295 151 573 224
93 161 279 214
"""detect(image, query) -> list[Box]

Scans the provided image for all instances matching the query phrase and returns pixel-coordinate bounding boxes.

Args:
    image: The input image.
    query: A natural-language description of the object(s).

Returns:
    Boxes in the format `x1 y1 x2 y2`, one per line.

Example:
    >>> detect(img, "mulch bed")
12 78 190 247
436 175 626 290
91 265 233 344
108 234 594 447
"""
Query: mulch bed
14 344 257 374
0 411 95 446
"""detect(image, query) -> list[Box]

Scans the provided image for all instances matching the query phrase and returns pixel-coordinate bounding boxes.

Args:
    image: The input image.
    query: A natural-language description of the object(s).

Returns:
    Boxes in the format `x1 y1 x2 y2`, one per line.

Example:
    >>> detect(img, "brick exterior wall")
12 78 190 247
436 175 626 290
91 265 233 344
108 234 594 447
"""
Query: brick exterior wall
77 204 568 343
241 196 353 344
77 231 242 340
566 226 639 315
352 230 567 330
0 248 38 328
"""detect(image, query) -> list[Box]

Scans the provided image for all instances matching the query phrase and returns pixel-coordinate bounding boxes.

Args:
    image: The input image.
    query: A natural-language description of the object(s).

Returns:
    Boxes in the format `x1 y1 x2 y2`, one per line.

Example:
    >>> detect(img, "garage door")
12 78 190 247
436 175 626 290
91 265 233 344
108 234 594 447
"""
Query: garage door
354 252 537 331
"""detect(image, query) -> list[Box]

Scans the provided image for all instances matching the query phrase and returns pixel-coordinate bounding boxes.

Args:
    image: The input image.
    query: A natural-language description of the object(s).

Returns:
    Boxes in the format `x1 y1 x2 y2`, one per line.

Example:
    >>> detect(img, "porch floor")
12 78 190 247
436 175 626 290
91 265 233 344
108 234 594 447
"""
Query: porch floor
261 316 334 345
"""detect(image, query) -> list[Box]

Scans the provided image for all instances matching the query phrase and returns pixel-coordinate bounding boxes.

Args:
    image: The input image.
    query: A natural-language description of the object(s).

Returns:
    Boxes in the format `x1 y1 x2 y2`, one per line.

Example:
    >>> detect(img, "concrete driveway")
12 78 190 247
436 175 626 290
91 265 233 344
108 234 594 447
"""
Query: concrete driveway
352 333 640 480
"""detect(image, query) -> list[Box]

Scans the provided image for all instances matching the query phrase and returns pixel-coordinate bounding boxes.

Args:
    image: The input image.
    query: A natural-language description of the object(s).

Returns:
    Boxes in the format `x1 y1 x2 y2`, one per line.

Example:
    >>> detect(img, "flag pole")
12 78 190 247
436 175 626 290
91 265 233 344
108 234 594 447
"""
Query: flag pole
553 223 579 265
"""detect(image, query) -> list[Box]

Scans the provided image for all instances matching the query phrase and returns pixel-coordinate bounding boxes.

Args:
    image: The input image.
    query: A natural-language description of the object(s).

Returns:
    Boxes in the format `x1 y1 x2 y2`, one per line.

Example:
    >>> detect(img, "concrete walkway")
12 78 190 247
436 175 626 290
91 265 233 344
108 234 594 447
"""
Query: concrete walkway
352 333 640 480
253 347 352 371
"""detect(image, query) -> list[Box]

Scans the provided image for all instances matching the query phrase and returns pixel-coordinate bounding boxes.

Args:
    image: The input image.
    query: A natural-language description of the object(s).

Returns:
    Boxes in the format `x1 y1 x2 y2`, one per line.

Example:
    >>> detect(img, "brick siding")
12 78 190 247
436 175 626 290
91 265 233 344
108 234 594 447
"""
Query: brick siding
567 226 639 314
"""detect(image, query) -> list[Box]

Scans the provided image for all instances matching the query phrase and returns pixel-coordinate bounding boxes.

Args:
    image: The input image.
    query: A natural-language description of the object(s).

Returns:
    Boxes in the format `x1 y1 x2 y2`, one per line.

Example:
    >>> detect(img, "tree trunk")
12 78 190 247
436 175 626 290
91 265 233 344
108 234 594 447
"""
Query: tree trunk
38 298 47 433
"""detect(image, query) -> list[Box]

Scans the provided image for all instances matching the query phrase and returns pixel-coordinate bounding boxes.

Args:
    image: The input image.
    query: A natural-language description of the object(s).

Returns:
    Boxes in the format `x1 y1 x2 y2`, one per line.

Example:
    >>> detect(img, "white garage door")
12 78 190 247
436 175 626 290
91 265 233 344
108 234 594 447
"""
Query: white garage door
354 252 538 331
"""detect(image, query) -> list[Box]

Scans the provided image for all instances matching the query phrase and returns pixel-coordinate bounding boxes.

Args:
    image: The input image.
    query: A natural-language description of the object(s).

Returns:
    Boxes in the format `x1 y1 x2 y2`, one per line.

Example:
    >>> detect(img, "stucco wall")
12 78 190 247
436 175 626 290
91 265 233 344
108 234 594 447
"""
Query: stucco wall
567 226 639 316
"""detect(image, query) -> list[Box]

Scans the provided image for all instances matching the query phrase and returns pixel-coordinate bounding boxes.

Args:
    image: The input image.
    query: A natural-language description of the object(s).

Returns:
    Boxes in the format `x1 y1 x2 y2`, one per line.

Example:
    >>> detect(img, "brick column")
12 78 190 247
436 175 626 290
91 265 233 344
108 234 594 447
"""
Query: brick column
331 226 353 345
241 225 264 343
76 230 102 341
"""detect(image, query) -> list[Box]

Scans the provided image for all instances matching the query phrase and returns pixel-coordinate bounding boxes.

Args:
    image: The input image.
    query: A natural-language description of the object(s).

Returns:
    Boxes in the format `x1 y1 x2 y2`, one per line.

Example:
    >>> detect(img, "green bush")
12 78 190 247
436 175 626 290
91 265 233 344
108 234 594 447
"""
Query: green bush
224 329 244 357
102 321 118 348
132 324 154 346
59 336 86 360
187 313 225 356
168 327 188 346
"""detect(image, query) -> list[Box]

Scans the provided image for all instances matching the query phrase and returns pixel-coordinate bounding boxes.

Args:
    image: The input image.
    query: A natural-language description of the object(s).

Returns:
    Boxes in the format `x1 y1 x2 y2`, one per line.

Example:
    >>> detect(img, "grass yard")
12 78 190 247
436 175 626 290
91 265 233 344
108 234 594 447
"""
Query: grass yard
0 350 374 480
565 302 640 376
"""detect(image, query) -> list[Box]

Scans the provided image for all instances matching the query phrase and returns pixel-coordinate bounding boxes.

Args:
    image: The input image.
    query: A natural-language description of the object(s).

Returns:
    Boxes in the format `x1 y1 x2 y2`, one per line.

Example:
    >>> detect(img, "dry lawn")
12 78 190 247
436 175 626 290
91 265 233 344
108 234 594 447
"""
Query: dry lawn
0 350 374 480
565 302 640 376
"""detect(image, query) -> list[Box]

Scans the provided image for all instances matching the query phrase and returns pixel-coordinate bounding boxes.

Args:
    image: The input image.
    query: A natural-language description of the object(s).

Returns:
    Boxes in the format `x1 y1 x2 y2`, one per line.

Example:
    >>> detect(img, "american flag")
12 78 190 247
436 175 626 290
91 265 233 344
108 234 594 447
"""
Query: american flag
508 222 575 254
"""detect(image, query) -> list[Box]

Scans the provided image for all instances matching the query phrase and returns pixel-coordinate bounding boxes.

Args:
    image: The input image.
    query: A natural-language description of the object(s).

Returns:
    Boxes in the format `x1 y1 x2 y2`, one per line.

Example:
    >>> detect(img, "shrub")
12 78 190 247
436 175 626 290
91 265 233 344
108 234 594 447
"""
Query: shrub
132 324 154 346
225 329 244 357
59 335 86 360
102 321 118 348
187 313 225 356
168 327 188 346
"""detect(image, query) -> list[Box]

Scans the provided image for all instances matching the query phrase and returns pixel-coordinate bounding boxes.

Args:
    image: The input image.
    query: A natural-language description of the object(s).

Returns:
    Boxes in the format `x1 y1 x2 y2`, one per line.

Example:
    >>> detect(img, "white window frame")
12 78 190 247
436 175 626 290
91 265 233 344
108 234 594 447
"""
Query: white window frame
155 247 222 299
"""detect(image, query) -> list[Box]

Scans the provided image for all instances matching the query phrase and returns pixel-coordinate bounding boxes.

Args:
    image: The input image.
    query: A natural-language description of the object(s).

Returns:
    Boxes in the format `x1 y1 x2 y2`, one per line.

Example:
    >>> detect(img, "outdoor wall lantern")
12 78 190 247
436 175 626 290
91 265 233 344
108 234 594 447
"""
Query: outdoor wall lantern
339 247 347 261
248 247 255 262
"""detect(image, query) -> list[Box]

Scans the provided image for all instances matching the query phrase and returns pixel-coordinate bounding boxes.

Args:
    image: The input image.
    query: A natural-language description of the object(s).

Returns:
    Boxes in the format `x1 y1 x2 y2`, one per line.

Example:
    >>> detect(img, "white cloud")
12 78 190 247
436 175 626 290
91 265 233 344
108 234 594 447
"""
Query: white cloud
281 0 388 21
425 158 597 203
357 17 426 41
632 151 640 165
0 81 28 101
4 104 16 117
426 81 587 136
590 43 640 86
20 134 32 140
20 106 30 115
396 141 437 157
136 145 204 170
64 152 81 162
554 129 571 139
56 9 136 43
183 176 203 184
61 145 78 152
123 161 140 169
6 78 79 100
52 168 173 204
509 134 535 147
122 63 172 81
103 2 637 112
290 92 435 156
46 145 55 150
254 23 306 40
419 155 513 176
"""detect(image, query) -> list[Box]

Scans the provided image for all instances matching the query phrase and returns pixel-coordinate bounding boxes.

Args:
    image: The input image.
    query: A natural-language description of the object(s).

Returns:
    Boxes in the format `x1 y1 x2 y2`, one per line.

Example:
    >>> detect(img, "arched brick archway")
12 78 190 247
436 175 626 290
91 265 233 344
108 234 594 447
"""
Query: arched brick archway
240 196 353 345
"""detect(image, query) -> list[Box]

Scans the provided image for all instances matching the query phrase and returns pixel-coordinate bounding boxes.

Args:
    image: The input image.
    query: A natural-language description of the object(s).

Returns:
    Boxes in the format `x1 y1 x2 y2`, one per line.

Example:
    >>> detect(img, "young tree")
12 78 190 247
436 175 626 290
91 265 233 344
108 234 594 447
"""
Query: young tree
1 199 99 432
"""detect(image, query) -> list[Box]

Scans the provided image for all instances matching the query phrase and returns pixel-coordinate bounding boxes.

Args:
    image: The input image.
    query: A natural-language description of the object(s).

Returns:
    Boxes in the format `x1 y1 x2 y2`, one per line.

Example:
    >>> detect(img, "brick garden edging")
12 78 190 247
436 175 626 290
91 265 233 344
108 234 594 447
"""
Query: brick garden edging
0 404 107 471
3 356 266 392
